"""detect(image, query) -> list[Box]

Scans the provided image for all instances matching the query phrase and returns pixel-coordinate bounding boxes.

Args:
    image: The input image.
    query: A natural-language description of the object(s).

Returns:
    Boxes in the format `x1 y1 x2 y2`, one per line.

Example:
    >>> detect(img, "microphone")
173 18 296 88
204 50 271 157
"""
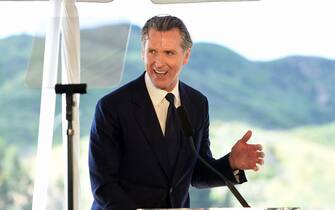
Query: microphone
176 106 250 208
55 83 87 94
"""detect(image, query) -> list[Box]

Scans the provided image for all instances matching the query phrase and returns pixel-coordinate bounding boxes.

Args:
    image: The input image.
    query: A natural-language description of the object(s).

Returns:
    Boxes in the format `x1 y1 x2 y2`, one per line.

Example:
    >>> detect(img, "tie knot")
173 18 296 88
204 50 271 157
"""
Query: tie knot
165 93 175 105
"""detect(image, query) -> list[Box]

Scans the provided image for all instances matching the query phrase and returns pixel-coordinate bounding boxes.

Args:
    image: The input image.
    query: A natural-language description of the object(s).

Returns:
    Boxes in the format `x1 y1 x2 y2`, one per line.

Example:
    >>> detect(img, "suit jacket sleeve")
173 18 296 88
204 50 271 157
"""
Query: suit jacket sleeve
190 96 247 188
89 99 137 210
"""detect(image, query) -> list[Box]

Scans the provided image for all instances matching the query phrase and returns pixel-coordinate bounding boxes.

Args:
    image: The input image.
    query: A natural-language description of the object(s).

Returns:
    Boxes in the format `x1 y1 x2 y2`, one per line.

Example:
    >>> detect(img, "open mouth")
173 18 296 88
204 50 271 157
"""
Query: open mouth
154 69 168 76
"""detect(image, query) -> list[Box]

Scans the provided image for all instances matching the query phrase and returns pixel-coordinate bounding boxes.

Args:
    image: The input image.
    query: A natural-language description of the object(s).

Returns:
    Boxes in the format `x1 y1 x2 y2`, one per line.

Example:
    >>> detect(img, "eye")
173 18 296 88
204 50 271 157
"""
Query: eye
148 49 156 55
165 50 175 56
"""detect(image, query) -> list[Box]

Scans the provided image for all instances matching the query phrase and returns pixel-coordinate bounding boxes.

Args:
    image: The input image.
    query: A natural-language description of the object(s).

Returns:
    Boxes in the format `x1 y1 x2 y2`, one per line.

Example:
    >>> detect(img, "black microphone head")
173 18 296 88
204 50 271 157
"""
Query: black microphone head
55 83 87 94
176 106 193 138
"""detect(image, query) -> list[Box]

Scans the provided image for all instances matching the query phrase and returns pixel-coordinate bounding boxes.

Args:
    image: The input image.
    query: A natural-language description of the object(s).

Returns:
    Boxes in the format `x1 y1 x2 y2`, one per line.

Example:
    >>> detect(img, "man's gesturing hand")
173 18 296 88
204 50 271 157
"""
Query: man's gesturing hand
229 130 265 171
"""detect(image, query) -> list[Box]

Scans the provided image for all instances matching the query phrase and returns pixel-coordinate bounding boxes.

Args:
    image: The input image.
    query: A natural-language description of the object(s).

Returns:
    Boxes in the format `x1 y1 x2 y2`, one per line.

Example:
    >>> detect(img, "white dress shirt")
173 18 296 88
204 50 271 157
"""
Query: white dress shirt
145 72 181 135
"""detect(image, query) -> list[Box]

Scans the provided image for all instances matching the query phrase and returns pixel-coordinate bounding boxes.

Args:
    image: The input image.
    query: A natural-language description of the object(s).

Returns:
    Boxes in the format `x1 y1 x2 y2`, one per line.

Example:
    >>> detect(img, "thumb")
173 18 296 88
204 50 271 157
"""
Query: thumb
240 130 252 143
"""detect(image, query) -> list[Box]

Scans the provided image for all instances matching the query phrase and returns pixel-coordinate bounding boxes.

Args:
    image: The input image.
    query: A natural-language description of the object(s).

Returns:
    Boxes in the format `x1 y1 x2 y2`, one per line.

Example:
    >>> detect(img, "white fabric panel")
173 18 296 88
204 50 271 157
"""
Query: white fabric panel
32 0 62 210
61 0 81 209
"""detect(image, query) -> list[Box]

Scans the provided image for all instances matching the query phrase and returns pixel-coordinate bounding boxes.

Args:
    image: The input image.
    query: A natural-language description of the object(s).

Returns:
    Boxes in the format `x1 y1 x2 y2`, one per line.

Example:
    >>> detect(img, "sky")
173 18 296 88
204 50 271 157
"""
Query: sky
0 0 334 61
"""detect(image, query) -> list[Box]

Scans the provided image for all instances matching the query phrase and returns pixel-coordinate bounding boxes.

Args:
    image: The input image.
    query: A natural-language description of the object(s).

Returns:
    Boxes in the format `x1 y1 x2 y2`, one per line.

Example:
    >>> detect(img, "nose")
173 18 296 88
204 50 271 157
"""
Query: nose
154 53 165 68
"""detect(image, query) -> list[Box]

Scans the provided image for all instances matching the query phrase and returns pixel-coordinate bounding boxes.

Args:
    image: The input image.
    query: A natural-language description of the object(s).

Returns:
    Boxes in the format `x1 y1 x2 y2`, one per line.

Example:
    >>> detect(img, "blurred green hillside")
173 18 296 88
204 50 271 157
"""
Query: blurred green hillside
1 24 335 147
206 122 335 210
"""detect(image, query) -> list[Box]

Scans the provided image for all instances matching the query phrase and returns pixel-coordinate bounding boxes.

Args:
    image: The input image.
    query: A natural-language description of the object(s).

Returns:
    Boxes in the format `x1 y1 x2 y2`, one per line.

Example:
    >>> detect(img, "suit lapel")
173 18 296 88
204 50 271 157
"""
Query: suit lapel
130 74 199 185
131 74 170 179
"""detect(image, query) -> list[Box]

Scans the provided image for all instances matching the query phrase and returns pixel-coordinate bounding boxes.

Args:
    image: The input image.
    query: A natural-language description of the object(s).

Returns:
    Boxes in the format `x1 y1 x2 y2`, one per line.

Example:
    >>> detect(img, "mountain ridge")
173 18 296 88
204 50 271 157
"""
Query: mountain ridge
1 24 335 145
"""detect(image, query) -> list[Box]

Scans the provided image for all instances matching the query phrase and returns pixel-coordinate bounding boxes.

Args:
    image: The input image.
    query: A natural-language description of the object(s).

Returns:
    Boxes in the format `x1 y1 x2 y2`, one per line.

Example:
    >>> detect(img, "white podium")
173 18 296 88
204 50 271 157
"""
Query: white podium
138 208 301 210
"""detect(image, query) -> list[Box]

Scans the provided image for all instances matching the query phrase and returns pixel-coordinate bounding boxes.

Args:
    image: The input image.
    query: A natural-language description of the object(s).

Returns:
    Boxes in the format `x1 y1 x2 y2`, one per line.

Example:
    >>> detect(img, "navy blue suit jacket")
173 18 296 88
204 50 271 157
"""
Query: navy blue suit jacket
89 73 246 210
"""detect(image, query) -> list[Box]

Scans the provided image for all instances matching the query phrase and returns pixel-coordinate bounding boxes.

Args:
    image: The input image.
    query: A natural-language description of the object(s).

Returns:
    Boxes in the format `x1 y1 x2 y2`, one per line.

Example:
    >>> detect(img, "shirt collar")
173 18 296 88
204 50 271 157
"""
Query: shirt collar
145 72 180 106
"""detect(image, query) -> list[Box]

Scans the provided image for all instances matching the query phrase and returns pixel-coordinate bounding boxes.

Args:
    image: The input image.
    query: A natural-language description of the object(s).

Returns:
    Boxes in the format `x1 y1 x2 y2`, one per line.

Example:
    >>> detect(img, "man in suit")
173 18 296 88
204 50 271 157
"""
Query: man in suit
89 15 264 210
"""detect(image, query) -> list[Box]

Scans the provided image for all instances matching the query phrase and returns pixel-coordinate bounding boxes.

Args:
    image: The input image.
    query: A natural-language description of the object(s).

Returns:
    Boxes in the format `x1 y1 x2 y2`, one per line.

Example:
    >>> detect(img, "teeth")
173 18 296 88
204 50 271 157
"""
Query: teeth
154 69 167 74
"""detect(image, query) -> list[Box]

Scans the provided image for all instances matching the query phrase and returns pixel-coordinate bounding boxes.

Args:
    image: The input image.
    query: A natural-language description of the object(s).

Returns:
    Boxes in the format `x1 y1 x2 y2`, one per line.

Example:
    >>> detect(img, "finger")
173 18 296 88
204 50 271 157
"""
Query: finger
257 151 265 158
249 144 263 151
240 130 252 143
256 158 264 165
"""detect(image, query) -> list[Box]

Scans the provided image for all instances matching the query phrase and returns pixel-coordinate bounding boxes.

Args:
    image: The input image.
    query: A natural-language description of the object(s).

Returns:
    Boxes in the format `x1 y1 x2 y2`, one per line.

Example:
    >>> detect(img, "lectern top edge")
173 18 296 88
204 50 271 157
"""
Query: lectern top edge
137 208 301 210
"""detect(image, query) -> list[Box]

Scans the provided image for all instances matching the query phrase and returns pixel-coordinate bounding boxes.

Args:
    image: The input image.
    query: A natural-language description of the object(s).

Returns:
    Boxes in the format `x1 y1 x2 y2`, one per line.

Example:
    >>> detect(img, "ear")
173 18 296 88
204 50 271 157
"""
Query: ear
183 48 191 65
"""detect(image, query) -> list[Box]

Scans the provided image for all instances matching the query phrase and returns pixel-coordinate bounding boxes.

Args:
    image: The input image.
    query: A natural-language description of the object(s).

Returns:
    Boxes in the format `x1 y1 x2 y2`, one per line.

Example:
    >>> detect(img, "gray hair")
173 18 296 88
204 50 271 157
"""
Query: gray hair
141 15 193 51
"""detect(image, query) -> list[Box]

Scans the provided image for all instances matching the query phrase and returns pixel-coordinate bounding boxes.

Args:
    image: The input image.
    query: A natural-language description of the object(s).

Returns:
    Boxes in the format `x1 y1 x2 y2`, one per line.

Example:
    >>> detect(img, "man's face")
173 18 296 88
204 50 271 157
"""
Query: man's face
142 28 191 92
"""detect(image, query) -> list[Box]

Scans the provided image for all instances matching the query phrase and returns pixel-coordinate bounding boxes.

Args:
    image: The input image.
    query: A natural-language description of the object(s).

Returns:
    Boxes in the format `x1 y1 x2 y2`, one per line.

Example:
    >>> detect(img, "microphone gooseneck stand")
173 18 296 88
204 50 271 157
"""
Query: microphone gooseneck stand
176 106 250 208
55 83 87 210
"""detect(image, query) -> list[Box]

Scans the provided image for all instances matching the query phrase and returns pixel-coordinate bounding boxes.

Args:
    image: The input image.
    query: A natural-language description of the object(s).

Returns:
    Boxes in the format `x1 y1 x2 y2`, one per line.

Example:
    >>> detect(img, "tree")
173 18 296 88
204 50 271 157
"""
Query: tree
0 138 33 210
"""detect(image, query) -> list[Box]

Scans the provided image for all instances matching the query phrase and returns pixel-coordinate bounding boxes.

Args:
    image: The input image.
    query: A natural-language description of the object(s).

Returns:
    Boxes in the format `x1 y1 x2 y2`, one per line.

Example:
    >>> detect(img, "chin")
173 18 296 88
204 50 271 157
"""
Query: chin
152 83 167 91
155 84 168 91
